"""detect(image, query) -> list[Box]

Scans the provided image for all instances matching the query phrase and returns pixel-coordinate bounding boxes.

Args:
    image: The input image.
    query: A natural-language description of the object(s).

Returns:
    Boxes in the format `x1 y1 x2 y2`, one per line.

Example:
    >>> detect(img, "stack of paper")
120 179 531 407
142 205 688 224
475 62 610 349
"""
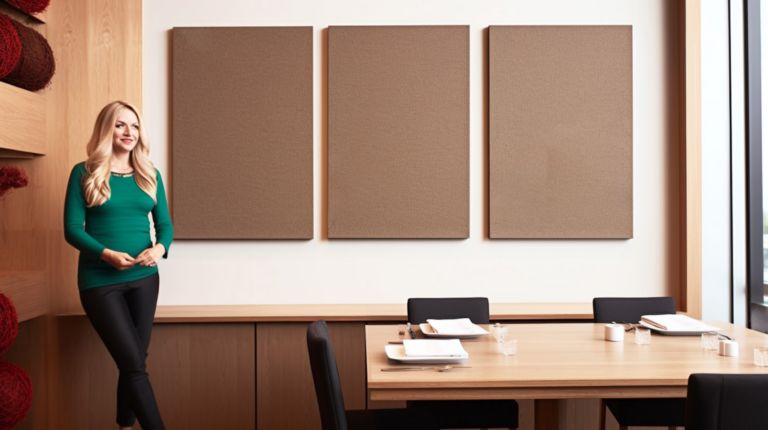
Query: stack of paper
403 339 469 358
640 314 721 334
426 318 488 336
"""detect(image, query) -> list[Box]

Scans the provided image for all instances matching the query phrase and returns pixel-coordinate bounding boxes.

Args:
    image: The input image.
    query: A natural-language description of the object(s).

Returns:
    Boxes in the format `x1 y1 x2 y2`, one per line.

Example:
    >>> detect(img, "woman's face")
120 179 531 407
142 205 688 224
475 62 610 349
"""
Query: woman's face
112 108 140 154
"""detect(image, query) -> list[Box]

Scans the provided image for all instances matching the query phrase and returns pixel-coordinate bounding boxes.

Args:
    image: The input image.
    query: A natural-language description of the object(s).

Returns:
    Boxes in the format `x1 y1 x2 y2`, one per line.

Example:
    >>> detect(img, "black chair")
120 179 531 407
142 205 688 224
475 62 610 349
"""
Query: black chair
307 321 439 430
593 297 684 430
406 297 519 429
408 297 491 325
686 373 768 430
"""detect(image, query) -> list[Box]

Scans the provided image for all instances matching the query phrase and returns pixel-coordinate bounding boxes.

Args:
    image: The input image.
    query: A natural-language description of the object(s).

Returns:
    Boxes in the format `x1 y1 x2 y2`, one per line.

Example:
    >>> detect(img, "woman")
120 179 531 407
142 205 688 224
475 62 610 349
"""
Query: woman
64 101 173 430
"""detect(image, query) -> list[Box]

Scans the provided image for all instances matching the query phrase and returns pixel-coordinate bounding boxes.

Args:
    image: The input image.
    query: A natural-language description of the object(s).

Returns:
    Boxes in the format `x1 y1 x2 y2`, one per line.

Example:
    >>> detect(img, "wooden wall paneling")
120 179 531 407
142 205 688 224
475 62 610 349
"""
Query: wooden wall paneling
149 324 256 430
257 322 365 430
172 26 313 239
327 26 469 239
3 317 51 430
488 26 633 239
45 0 143 315
682 0 702 317
46 0 89 316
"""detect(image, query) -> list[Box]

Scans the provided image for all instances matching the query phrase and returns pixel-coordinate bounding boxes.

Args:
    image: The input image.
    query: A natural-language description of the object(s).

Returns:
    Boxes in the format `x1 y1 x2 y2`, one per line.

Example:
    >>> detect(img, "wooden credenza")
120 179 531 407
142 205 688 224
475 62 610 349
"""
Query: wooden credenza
45 304 592 429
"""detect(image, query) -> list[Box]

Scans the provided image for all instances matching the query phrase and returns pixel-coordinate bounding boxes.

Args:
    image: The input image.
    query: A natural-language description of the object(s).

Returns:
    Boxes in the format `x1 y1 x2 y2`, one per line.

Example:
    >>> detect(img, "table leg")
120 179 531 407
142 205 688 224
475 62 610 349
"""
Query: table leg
535 399 560 430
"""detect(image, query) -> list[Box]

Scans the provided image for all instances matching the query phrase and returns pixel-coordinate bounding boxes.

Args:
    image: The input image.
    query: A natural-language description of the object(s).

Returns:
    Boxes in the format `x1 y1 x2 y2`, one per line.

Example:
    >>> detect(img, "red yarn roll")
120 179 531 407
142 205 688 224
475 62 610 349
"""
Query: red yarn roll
0 13 21 78
2 20 55 91
5 0 49 15
0 294 18 355
0 361 32 430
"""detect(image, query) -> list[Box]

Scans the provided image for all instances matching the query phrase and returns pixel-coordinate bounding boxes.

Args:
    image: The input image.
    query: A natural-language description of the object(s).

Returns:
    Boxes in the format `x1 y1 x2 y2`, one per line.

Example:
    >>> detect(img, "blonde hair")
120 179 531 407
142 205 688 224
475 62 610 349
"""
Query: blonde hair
82 101 157 207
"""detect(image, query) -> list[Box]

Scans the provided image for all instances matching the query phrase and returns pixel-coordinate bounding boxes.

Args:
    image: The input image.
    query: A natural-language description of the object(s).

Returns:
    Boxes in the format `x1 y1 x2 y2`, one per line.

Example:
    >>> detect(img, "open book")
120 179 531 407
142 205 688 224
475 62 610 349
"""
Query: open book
640 314 721 335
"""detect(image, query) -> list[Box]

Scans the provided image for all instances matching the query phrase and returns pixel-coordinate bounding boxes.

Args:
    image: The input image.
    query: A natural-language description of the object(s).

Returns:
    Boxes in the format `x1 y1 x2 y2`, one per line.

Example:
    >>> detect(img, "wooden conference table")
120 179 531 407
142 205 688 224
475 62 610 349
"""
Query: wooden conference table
366 323 768 430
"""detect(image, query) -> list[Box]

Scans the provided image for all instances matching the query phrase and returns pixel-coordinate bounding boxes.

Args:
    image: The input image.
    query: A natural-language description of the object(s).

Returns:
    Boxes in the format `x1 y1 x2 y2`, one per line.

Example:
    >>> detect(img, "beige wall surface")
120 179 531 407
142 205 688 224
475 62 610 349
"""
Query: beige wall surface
143 0 681 305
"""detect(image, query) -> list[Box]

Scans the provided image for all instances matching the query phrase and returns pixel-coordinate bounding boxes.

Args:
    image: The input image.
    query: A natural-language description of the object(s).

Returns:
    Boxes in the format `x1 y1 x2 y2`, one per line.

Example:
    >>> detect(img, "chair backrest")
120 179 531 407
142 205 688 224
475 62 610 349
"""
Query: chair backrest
592 297 676 323
307 321 348 430
407 297 490 324
686 373 768 430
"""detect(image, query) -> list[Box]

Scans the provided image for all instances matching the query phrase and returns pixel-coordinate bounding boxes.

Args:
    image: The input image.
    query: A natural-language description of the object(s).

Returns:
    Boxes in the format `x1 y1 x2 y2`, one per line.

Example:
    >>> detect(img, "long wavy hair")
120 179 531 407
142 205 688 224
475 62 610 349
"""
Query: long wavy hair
82 101 157 207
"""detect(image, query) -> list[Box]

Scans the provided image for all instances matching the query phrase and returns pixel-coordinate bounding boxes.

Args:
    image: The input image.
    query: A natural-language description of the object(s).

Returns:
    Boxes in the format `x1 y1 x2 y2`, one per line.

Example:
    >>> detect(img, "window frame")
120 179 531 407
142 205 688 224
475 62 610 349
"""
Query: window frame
745 0 768 331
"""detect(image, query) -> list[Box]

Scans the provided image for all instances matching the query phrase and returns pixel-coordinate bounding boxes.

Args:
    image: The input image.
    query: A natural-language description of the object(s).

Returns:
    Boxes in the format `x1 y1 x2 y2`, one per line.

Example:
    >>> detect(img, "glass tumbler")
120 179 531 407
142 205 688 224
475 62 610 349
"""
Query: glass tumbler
497 338 517 356
754 347 768 366
634 327 651 345
492 324 508 342
701 332 719 351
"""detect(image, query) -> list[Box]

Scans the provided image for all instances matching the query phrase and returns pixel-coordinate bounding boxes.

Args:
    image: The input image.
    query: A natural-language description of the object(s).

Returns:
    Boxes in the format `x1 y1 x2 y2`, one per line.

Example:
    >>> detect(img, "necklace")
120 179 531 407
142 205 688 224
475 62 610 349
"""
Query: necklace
110 171 134 177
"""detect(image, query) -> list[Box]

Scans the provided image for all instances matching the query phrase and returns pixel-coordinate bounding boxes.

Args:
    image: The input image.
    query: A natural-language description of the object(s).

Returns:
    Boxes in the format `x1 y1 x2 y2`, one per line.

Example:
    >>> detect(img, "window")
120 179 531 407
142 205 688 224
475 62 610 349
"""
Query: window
746 0 768 331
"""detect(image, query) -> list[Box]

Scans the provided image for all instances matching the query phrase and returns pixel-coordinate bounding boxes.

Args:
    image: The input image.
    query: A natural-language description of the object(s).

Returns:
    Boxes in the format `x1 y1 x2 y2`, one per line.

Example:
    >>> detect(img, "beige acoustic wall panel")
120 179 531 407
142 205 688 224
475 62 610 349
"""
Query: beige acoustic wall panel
328 26 469 239
489 26 632 239
172 27 313 239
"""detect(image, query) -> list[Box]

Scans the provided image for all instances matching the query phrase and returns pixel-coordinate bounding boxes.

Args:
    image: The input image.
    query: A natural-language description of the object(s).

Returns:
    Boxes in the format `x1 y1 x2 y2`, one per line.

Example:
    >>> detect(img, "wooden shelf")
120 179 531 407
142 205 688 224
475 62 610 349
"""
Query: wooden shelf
0 1 46 24
58 302 594 323
0 81 46 156
0 271 47 322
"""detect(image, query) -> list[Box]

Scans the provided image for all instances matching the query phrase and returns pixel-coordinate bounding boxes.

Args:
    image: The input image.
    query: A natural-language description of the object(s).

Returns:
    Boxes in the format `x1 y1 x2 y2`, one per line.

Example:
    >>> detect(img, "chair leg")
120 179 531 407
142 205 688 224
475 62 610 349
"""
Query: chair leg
668 427 676 430
619 427 628 430
599 399 607 430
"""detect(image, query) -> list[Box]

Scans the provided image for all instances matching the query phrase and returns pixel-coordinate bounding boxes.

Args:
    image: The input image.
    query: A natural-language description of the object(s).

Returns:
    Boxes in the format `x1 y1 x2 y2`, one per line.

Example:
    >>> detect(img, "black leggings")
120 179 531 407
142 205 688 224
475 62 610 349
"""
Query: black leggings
79 273 164 430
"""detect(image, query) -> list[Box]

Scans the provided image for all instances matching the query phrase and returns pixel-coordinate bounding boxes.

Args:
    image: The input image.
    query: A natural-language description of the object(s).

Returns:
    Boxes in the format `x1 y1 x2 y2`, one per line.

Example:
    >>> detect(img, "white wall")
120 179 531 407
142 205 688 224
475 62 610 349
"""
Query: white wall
144 0 680 305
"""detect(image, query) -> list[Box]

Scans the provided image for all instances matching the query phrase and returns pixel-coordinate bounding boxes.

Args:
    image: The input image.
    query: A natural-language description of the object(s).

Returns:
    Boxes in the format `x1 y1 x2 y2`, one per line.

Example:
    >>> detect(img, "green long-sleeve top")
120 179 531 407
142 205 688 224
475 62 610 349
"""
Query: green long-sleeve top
64 162 174 290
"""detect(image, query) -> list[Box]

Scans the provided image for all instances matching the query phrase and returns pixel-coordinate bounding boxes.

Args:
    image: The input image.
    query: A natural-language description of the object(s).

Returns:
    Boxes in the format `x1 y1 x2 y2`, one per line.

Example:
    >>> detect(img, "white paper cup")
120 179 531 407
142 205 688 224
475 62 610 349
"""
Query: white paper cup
718 339 739 357
604 324 624 342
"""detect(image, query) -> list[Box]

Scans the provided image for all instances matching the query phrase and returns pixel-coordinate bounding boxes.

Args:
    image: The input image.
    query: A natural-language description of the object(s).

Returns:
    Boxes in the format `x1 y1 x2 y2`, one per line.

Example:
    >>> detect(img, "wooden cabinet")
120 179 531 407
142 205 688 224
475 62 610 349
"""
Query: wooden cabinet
53 319 369 429
256 322 365 429
56 319 256 429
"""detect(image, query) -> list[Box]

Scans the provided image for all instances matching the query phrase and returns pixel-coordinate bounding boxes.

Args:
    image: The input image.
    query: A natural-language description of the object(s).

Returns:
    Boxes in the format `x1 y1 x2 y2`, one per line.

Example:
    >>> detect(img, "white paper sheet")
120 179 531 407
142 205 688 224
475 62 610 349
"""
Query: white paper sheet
402 339 469 358
426 318 488 336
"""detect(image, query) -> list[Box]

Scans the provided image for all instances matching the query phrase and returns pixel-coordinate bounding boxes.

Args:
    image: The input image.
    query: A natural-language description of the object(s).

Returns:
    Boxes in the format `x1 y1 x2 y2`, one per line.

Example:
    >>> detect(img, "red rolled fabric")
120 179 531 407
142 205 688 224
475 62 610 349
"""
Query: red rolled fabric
5 0 49 15
0 165 29 197
0 361 32 430
2 19 55 91
0 294 18 356
0 13 21 78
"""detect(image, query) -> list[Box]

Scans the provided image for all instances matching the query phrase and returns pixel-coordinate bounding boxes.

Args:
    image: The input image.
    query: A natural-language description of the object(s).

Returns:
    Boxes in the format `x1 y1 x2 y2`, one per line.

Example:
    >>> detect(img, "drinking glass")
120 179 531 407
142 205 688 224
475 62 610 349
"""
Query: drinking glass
492 324 508 342
497 338 517 356
701 332 719 350
634 327 651 345
754 347 768 366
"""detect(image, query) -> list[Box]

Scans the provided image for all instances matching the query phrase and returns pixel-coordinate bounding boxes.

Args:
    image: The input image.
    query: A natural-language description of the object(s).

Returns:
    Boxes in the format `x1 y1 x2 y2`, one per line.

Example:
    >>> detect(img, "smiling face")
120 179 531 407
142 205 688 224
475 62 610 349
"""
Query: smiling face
112 108 140 155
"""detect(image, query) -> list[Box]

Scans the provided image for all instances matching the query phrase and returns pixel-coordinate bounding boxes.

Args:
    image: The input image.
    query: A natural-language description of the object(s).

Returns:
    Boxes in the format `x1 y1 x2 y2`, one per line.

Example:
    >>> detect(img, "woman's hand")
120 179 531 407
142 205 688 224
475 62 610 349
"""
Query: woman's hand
134 244 165 267
100 249 136 270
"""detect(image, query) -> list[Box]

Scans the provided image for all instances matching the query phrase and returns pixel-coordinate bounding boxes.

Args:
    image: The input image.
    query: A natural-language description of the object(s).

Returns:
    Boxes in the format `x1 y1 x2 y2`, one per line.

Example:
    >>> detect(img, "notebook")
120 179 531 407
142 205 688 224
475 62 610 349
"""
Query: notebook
640 314 721 335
